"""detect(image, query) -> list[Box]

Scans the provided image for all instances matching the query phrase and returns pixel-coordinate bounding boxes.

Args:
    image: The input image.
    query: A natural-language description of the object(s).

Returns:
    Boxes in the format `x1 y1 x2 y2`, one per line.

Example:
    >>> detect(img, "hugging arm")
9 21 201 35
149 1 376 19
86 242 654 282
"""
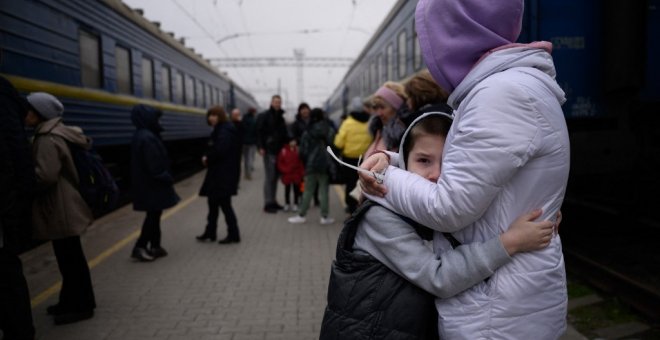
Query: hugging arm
362 86 541 232
355 206 553 298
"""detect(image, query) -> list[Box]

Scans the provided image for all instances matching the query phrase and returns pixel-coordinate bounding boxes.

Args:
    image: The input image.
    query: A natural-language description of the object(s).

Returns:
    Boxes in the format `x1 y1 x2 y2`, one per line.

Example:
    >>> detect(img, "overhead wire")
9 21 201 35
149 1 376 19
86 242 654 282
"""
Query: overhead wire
170 0 250 86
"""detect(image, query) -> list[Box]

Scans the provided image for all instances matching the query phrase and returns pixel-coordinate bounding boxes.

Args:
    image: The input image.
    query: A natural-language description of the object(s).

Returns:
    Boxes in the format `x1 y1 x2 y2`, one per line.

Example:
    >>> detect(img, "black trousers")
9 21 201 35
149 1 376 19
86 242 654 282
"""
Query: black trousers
0 249 34 340
136 210 162 249
284 183 301 205
205 196 240 240
51 236 96 313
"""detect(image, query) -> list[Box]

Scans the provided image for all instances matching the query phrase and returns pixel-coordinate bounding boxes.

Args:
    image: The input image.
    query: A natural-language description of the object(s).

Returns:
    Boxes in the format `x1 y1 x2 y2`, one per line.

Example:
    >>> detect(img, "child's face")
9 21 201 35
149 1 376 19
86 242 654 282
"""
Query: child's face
406 133 445 183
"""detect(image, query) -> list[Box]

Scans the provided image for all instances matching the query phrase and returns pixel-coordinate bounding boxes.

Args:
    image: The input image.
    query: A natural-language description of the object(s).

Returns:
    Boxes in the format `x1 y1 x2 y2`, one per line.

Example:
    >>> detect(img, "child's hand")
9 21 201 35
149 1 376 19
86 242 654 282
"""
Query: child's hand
500 209 554 256
358 152 390 197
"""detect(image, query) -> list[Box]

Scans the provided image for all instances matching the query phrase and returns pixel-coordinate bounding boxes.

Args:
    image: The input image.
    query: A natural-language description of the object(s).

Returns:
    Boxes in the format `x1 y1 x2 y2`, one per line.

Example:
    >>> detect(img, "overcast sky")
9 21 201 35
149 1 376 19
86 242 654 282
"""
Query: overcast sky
123 0 398 111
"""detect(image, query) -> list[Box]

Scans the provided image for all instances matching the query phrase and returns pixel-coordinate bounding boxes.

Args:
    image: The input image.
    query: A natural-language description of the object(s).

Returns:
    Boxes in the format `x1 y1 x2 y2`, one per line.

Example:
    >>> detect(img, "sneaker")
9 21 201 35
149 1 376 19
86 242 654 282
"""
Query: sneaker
131 247 155 262
320 217 335 225
283 204 290 212
288 215 307 224
291 204 299 212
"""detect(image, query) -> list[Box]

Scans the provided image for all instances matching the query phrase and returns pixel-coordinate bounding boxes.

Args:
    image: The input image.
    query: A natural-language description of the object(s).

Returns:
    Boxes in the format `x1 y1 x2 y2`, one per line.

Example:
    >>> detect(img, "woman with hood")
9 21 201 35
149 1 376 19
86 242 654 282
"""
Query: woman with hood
196 106 241 244
130 104 180 262
25 92 96 325
321 112 555 339
360 1 570 338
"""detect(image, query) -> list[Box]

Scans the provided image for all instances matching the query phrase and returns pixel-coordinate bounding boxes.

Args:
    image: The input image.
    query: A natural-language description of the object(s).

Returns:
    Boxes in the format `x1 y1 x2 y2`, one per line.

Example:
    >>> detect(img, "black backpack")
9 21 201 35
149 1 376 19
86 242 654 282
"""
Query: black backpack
68 144 120 215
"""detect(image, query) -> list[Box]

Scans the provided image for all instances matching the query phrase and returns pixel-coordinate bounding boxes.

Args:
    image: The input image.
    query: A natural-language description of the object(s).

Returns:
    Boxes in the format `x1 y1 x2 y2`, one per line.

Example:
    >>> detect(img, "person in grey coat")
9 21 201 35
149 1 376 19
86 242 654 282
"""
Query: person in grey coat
130 104 180 261
25 92 96 325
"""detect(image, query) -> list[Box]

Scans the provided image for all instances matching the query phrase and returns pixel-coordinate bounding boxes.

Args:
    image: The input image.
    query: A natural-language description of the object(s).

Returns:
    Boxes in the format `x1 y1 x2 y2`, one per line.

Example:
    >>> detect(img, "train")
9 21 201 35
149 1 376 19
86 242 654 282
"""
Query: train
325 0 660 225
0 0 259 190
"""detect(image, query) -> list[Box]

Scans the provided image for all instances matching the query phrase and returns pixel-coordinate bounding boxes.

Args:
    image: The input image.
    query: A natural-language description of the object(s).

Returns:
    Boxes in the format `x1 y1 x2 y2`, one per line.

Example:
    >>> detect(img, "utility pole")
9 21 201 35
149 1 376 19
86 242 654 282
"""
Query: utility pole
293 48 305 105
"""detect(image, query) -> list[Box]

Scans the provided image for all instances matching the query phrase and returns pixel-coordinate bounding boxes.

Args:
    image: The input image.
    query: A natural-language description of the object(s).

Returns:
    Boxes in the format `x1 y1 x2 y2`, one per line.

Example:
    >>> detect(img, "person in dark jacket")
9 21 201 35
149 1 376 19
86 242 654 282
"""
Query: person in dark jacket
196 106 241 244
130 104 180 261
26 92 96 325
290 102 311 143
288 108 336 225
241 107 257 180
0 75 35 339
255 95 288 213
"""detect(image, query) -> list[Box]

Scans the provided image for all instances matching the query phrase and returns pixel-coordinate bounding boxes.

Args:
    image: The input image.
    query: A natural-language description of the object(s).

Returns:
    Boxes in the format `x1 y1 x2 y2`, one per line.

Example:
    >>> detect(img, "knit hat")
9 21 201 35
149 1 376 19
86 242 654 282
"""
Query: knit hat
349 96 363 112
27 92 63 120
415 0 524 93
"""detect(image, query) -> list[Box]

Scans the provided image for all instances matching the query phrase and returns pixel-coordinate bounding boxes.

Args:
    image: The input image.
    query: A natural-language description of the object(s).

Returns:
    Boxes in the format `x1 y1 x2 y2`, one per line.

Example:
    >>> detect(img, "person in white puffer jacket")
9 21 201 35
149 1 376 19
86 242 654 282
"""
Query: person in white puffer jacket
359 0 570 339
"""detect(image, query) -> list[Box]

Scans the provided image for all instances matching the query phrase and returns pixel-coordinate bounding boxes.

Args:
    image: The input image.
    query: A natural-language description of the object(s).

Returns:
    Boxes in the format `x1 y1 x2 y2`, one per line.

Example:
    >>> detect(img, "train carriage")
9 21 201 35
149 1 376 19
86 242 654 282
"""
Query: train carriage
326 0 660 223
0 0 258 188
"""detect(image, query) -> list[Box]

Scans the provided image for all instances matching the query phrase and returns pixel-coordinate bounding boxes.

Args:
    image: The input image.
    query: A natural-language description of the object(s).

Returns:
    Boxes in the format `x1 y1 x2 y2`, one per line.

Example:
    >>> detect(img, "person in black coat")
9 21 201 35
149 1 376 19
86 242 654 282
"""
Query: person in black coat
196 106 241 244
255 95 288 213
130 104 180 261
0 75 36 340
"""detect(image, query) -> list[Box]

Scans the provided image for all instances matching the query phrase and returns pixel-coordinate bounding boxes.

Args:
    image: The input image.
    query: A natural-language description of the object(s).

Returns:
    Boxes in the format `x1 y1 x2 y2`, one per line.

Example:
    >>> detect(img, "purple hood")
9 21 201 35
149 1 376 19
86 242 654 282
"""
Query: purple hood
415 0 524 93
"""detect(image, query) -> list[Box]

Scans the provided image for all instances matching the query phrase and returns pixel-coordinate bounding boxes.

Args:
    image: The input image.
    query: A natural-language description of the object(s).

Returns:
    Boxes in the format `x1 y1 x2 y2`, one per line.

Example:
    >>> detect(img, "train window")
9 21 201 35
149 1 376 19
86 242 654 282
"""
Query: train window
398 30 407 79
377 54 383 84
115 46 132 95
363 72 368 94
196 81 204 107
387 43 394 81
205 84 212 107
79 30 101 88
215 88 221 106
141 58 154 98
185 75 195 105
413 22 422 71
161 65 172 102
173 71 183 104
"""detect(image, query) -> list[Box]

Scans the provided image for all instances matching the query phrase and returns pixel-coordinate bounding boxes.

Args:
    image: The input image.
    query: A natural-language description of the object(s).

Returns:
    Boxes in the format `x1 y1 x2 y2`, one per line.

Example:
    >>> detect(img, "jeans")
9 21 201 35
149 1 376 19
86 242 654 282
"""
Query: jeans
243 144 256 178
262 153 279 206
299 172 329 218
284 183 301 205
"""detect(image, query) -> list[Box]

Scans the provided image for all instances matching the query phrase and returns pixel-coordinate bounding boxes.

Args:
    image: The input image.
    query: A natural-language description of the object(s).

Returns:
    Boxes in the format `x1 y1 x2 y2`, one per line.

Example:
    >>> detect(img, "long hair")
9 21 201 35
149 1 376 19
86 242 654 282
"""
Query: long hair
206 105 228 125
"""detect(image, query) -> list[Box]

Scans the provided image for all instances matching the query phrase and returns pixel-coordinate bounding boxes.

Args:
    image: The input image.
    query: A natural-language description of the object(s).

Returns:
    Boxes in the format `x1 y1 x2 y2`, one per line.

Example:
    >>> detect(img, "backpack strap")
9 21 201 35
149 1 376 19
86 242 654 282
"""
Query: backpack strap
337 200 379 252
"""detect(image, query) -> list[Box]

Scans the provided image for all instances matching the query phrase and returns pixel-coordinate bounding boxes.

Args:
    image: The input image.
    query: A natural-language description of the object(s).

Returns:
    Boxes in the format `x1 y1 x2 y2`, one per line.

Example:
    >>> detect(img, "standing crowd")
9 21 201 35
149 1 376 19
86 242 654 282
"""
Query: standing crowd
1 0 571 338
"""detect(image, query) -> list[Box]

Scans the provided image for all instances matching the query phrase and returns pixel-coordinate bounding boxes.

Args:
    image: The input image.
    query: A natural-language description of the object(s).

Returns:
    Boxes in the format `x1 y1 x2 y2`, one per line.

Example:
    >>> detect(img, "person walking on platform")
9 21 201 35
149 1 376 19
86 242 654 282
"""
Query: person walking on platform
0 76 36 339
288 108 336 225
196 106 241 244
130 104 180 261
24 92 96 325
241 107 258 180
333 97 372 214
256 95 288 213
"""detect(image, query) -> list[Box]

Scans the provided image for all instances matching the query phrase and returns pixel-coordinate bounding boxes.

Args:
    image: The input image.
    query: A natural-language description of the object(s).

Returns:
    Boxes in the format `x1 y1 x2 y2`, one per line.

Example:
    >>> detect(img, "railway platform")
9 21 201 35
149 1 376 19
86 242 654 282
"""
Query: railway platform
16 163 588 340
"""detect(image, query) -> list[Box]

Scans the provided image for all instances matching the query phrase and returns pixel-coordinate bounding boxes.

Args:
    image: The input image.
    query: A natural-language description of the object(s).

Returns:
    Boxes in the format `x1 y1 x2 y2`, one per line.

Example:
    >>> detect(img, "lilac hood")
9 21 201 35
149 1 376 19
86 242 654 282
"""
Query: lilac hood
415 0 524 93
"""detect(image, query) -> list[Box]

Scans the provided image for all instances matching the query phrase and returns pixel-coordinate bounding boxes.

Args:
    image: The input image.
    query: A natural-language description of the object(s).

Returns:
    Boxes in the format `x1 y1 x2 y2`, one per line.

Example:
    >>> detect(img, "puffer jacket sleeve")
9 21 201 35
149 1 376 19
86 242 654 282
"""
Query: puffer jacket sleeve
355 206 510 298
366 82 542 231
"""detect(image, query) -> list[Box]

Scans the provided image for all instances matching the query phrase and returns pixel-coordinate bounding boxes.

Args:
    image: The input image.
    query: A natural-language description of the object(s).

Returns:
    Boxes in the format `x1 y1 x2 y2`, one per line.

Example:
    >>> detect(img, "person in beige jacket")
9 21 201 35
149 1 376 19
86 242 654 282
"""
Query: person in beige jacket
25 92 96 325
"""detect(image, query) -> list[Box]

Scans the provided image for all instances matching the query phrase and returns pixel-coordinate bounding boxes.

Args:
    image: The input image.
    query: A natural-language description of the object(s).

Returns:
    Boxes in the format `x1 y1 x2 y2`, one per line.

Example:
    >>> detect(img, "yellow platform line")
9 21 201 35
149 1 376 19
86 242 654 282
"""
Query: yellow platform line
30 194 199 308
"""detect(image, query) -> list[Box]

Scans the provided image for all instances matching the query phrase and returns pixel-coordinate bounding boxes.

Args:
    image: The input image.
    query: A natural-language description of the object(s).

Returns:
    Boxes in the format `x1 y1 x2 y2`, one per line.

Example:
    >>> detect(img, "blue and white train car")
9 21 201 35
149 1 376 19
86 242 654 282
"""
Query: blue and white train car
0 0 258 182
